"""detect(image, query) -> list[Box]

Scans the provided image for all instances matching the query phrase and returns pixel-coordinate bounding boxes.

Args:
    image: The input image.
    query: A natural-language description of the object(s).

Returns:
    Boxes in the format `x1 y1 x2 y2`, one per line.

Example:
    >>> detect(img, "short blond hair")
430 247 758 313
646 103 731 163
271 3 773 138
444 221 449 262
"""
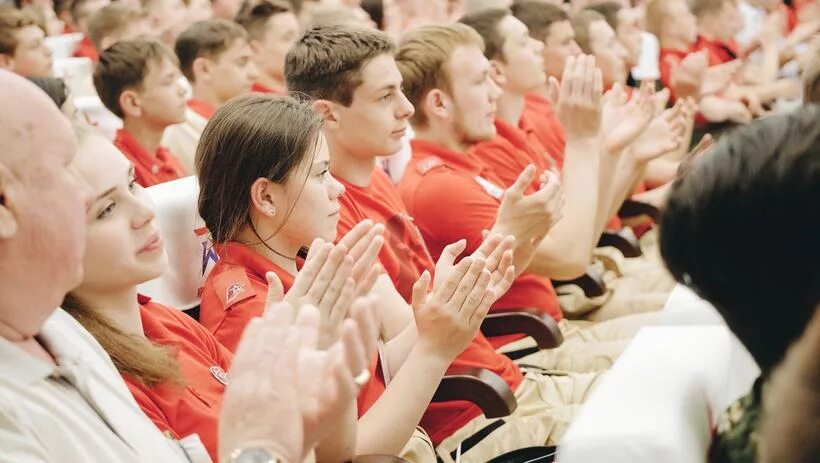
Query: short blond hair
644 0 674 38
395 24 485 128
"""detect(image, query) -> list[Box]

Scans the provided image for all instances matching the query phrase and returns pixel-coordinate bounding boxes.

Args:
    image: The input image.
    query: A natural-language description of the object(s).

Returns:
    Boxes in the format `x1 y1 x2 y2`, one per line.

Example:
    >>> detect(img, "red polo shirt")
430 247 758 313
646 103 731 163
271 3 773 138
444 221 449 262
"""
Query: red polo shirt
125 296 233 462
400 139 563 326
187 99 217 120
113 129 185 187
198 241 386 417
522 93 566 169
336 166 525 445
693 35 741 66
251 81 287 95
659 47 691 96
73 34 98 62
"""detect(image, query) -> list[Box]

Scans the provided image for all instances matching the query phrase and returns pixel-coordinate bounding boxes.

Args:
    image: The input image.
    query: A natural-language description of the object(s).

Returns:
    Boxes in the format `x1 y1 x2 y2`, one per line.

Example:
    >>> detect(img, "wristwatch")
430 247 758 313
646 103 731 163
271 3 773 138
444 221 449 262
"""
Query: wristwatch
229 447 280 463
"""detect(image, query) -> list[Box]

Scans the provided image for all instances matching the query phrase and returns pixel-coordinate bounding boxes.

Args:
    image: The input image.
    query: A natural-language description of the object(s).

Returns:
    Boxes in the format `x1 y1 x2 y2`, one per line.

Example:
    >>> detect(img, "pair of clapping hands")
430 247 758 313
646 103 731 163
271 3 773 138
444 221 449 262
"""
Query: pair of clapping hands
218 220 518 462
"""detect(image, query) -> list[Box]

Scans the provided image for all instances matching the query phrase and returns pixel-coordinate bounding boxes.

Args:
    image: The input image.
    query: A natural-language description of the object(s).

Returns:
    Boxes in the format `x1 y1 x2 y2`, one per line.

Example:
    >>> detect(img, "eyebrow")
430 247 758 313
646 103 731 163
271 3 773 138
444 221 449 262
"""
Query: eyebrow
375 83 399 93
95 165 135 201
313 160 329 170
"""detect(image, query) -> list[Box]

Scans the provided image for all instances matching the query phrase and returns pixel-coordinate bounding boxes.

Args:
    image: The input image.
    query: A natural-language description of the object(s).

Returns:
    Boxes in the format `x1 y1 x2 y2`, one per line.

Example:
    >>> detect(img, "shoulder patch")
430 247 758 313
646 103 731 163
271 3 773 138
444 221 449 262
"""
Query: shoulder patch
212 267 255 311
474 175 505 200
416 156 444 175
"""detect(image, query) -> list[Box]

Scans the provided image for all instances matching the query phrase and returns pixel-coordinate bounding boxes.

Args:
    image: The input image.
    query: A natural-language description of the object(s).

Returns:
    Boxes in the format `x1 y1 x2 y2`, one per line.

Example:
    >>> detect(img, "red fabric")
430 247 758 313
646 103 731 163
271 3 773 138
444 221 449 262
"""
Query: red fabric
400 139 563 326
198 241 385 417
251 81 287 95
522 93 566 169
187 99 217 120
692 35 741 66
336 166 525 445
782 4 798 33
125 297 233 462
659 47 690 94
337 168 435 301
72 35 98 62
113 129 185 187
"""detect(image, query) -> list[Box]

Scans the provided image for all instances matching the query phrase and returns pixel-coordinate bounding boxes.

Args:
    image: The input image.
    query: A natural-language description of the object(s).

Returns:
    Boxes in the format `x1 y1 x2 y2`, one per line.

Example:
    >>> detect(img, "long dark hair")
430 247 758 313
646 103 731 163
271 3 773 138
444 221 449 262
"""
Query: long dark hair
195 94 324 246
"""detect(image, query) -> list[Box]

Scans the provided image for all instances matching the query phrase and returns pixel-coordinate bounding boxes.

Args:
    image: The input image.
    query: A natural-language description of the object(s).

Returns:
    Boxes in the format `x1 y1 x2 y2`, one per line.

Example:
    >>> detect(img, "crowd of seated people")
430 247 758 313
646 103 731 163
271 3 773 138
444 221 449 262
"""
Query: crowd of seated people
0 0 818 462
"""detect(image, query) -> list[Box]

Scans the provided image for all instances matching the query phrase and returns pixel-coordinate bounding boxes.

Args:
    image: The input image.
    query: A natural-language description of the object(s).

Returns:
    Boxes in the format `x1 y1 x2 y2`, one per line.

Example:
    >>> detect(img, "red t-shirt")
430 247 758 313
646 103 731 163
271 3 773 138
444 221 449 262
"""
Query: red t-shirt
400 139 563 325
468 119 550 194
73 34 98 62
692 35 741 67
113 129 185 187
187 99 217 120
198 241 386 417
659 47 691 95
522 93 566 169
251 81 287 95
336 166 525 445
125 296 233 462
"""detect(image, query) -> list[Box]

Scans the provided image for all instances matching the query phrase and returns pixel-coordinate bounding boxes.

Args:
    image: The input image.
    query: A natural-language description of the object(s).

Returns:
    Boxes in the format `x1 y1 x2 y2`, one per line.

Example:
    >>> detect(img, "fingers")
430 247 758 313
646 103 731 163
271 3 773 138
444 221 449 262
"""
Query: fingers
318 255 354 310
431 257 472 305
290 242 333 296
474 232 502 261
505 164 536 200
445 257 485 310
356 264 381 297
351 233 384 282
339 320 368 380
347 223 384 262
436 239 467 273
294 303 321 351
265 271 286 309
305 245 348 303
337 219 374 252
492 266 516 298
547 76 560 105
410 270 431 311
348 295 380 357
560 55 577 102
459 267 492 316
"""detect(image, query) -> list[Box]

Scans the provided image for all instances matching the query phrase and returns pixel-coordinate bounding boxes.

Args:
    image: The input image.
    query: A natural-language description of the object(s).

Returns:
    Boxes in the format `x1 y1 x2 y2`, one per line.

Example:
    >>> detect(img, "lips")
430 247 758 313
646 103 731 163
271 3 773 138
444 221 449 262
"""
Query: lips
138 233 163 254
391 127 407 138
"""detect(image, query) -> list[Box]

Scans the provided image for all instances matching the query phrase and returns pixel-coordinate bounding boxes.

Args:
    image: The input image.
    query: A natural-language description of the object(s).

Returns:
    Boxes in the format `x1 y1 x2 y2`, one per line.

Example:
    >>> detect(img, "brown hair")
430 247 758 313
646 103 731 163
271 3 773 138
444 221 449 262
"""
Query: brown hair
175 19 248 82
94 39 179 118
70 0 101 24
395 24 485 128
284 24 395 106
689 0 734 19
571 9 606 54
0 7 36 56
585 2 622 30
458 7 509 61
196 95 324 245
87 3 147 51
62 294 185 387
236 0 293 41
803 52 820 104
644 0 672 38
511 0 569 43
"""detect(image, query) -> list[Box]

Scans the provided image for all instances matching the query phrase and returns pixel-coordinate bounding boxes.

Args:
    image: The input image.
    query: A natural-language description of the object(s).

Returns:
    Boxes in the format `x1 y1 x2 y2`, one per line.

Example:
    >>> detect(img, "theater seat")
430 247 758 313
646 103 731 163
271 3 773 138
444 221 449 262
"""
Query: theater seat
137 176 519 418
558 289 760 463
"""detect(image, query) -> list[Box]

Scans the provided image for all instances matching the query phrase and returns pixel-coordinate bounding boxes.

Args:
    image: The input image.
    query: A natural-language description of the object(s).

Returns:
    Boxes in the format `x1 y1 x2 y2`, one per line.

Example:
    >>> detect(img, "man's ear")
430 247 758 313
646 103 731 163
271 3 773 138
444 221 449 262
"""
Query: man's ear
248 177 282 219
312 99 339 127
489 60 507 87
0 167 19 240
249 39 262 54
423 88 451 121
0 53 14 71
192 56 212 83
118 89 142 118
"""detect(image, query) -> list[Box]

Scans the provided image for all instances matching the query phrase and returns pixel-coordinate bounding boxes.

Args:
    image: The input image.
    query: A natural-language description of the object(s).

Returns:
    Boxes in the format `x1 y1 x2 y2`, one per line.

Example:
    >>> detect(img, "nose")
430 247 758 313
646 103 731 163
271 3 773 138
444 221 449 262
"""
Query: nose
396 90 415 119
532 37 545 54
247 61 261 82
488 77 503 102
328 172 345 199
131 187 157 229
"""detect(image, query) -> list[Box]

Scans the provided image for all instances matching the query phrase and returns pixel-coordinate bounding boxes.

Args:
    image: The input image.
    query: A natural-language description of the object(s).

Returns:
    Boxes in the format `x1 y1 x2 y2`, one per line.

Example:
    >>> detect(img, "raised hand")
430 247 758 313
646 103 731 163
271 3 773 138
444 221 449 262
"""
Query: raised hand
410 252 495 360
672 51 707 100
337 219 385 296
628 99 688 163
676 133 715 179
493 165 564 242
555 54 604 140
472 232 516 293
601 82 655 154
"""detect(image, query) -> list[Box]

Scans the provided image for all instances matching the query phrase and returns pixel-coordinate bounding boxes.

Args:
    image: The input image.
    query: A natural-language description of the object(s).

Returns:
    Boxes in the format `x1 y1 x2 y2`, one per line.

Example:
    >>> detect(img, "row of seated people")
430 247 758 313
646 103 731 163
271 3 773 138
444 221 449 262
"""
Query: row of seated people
1 1 818 463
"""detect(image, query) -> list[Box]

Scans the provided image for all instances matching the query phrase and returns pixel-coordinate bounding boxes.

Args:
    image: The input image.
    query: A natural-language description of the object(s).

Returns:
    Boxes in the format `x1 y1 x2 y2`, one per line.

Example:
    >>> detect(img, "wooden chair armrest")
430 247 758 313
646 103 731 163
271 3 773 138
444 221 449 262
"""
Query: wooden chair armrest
552 265 607 299
598 229 643 258
433 367 518 418
618 199 661 222
480 308 563 350
486 446 558 463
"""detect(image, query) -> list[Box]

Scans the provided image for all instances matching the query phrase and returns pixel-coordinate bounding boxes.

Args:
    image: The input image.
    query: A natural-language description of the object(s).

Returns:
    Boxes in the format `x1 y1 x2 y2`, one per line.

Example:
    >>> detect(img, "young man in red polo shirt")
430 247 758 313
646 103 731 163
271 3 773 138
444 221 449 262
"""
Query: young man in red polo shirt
237 0 300 95
285 23 620 461
93 39 187 187
69 0 110 61
460 8 681 320
163 19 259 172
0 8 53 78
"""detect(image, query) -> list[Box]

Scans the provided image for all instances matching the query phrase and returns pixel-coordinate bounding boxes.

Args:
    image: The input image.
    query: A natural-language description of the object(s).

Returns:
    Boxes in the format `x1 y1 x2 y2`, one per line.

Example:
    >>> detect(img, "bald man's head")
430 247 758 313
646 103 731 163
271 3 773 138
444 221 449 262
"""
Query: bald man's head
0 70 90 339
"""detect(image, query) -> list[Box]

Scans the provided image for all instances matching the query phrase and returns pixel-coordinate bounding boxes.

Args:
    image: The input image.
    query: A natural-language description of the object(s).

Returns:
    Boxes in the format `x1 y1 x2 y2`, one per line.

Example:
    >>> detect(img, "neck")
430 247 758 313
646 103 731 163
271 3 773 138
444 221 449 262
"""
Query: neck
496 89 526 127
122 118 166 155
191 85 223 111
234 227 299 275
73 286 144 338
661 33 692 51
325 134 377 187
698 26 720 42
256 70 285 92
413 122 470 154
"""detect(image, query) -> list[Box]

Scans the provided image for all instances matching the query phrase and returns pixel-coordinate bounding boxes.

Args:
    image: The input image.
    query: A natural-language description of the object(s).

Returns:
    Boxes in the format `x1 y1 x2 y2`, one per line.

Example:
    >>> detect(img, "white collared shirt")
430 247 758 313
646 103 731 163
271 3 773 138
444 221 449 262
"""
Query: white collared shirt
0 309 206 462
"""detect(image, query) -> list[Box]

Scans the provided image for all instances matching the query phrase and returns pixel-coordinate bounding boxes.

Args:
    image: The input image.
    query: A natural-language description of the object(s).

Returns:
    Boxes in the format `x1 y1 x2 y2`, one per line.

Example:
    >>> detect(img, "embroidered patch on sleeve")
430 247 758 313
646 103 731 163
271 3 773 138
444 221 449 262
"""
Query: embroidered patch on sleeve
212 268 255 310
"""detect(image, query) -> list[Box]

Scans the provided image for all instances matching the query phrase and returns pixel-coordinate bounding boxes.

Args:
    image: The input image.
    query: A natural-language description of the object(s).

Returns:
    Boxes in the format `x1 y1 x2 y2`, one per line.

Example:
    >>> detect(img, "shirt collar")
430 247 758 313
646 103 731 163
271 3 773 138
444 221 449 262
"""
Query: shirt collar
213 241 296 291
410 138 483 175
187 99 217 120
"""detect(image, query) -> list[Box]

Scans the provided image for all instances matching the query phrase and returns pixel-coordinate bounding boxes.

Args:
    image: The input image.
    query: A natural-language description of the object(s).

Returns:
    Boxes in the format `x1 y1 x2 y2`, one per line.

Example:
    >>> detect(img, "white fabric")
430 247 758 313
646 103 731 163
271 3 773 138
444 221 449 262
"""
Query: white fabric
559 325 753 463
0 310 203 462
162 108 208 175
379 124 414 184
44 33 84 60
632 32 660 81
736 2 765 48
137 176 214 310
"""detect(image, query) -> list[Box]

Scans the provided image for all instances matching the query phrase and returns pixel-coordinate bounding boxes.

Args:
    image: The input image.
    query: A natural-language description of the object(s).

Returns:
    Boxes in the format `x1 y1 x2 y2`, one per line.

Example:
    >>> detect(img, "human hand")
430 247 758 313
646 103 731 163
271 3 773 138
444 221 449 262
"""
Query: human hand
411 248 495 360
555 54 604 140
627 99 688 163
600 82 655 154
472 232 516 294
676 133 715 179
702 60 742 95
493 165 564 242
672 51 707 100
336 219 385 296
